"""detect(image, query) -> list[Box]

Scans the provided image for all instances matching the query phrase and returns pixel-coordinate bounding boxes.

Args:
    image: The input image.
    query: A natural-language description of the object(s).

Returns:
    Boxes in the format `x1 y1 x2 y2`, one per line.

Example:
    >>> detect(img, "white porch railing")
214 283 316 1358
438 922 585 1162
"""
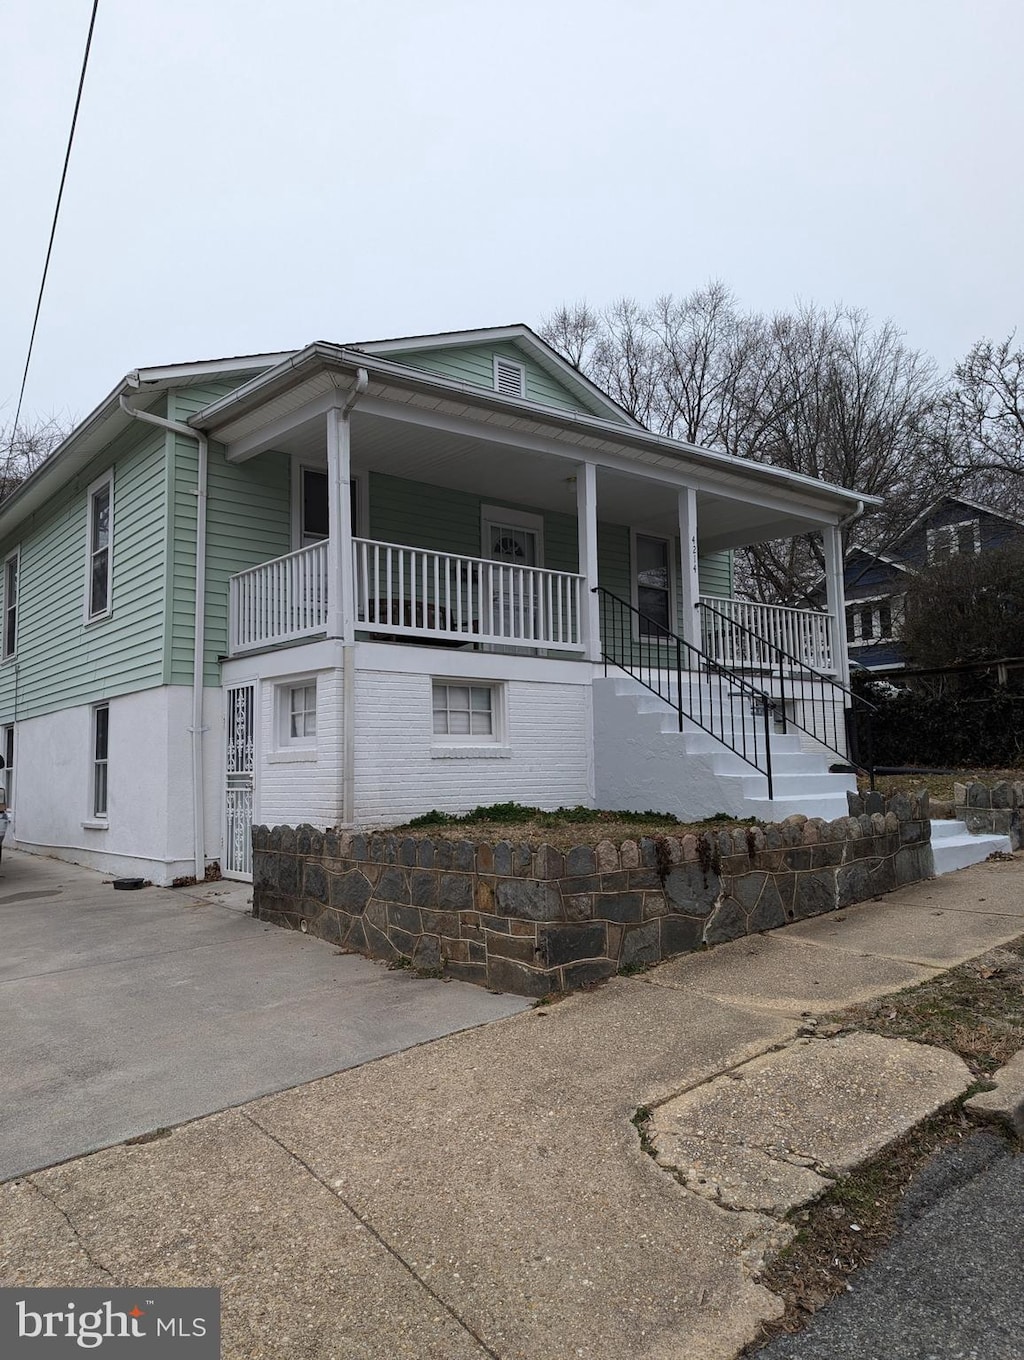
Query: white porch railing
229 541 329 653
354 538 582 650
228 538 583 654
699 595 835 673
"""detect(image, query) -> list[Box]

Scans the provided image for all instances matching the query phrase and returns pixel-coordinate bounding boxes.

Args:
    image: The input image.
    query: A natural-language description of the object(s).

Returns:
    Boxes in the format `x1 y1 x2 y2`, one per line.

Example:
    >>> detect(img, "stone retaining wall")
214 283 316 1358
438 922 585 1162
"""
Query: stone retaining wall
953 780 1024 849
252 791 933 997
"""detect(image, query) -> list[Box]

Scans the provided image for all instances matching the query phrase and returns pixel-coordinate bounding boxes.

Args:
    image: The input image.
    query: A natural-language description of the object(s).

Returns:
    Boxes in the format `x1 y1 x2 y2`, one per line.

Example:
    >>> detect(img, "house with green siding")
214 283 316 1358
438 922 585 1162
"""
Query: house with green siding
0 326 866 884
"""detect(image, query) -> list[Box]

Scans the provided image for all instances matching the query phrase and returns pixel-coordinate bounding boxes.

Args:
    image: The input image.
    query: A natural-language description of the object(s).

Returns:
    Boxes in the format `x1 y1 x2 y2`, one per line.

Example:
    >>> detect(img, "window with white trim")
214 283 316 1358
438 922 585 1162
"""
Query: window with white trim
86 473 113 619
2 550 18 659
274 678 318 752
0 724 13 810
432 682 498 741
93 704 109 819
927 518 980 563
847 599 897 643
493 356 526 398
635 534 673 638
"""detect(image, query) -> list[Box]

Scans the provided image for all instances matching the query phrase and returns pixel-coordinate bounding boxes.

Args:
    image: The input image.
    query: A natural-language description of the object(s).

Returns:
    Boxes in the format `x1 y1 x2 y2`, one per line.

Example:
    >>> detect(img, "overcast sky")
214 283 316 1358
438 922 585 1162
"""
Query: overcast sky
3 0 1023 425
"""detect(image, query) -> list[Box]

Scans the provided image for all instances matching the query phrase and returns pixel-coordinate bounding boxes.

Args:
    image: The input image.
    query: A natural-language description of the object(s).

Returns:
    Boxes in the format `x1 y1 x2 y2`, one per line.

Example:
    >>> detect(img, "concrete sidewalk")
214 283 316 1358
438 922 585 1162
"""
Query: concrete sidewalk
3 857 1023 1359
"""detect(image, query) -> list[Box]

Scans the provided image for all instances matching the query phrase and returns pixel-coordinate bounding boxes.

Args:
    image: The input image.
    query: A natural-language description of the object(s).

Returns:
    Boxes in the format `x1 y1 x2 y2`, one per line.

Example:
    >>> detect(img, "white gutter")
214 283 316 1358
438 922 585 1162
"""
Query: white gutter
119 389 209 882
339 370 368 828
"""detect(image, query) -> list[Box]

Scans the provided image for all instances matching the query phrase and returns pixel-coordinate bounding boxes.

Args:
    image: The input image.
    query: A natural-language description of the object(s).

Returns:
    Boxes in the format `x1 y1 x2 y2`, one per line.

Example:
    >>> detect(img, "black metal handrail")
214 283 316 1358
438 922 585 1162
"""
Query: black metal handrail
595 587 776 798
698 598 877 784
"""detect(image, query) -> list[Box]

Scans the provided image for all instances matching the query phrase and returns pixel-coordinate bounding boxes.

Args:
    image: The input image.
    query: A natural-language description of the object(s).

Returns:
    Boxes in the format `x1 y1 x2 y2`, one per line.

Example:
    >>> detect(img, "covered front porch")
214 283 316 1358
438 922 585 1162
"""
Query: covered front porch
227 536 839 673
198 353 853 681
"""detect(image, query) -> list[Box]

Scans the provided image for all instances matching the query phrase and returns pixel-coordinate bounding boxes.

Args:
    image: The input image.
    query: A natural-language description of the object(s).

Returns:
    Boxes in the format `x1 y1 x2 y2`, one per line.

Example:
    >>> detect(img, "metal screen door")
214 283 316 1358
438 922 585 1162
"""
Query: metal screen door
225 683 255 878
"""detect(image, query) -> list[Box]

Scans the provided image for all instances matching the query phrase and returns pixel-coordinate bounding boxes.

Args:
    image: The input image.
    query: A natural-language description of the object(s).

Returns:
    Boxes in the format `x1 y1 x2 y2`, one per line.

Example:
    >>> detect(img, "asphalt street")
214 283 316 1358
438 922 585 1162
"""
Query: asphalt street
759 1130 1024 1360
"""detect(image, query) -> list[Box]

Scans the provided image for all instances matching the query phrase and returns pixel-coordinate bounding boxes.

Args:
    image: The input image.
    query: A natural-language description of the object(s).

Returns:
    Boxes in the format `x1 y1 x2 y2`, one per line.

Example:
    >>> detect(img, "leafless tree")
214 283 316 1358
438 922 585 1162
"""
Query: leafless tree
936 335 1024 494
542 288 944 603
0 413 70 500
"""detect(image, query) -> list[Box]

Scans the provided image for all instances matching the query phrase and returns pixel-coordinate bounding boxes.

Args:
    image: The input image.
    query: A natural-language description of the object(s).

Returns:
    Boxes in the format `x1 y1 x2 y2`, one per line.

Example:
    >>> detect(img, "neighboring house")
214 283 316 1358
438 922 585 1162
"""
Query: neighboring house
836 497 1024 670
0 325 868 885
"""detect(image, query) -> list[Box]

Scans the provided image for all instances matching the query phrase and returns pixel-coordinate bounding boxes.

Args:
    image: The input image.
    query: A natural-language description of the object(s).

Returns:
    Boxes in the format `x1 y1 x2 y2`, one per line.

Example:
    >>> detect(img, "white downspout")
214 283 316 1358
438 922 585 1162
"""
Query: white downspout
120 388 209 882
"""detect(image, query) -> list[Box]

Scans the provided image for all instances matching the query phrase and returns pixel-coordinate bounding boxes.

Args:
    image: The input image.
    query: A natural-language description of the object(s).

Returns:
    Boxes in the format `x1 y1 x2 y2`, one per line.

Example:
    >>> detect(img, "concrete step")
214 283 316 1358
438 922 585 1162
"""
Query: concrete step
930 820 1012 875
744 791 854 821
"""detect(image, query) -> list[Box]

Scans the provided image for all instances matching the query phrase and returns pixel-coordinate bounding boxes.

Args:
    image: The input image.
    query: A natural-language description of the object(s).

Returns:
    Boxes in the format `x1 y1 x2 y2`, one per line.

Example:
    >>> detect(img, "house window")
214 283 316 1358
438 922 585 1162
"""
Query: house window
493 356 526 398
0 724 13 809
93 704 109 819
927 519 980 563
86 473 113 619
635 535 673 638
432 682 497 740
299 467 361 546
2 551 18 659
274 678 317 752
289 683 317 740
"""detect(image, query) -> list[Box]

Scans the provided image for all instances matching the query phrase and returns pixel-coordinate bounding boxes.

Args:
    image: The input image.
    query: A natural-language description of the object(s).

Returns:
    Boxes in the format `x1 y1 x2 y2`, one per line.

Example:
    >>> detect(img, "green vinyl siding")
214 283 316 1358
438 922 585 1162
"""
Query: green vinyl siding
369 472 579 572
165 391 291 686
383 340 614 420
0 421 168 723
698 550 733 598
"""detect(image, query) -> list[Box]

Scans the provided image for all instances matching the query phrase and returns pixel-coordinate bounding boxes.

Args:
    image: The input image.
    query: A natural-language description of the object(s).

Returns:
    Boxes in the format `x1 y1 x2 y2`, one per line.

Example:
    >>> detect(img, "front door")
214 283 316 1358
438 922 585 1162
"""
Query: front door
482 511 542 641
224 683 255 878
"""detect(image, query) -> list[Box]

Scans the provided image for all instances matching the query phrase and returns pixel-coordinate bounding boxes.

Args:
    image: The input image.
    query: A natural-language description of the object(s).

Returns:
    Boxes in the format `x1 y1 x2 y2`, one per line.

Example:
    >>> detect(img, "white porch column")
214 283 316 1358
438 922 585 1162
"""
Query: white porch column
823 523 851 689
326 406 356 642
677 487 701 651
576 461 601 662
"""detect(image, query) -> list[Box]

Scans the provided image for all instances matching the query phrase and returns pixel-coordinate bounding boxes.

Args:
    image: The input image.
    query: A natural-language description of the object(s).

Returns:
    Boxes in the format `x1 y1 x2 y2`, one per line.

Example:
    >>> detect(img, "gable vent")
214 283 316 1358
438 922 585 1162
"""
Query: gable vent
494 356 526 398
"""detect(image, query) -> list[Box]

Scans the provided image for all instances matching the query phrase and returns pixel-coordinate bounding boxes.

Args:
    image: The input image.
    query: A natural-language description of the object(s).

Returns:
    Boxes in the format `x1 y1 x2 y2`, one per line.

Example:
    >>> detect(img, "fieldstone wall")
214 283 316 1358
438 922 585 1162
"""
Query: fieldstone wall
252 791 933 997
953 780 1024 849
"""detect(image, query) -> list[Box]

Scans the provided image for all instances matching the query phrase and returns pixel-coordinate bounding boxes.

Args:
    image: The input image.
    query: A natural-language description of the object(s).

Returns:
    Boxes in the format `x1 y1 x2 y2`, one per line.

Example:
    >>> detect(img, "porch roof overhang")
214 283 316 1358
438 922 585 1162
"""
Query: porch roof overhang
192 344 880 549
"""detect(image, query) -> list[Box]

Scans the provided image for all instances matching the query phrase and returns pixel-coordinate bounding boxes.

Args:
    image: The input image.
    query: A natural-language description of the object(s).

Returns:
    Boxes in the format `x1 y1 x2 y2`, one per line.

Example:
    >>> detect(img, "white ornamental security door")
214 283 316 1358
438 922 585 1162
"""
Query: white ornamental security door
225 683 255 877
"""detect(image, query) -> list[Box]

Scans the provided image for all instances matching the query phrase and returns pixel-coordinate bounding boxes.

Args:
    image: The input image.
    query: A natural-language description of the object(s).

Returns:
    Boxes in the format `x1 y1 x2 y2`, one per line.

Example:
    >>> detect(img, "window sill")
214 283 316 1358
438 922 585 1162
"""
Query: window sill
431 744 512 760
81 818 109 831
84 610 113 626
267 748 317 764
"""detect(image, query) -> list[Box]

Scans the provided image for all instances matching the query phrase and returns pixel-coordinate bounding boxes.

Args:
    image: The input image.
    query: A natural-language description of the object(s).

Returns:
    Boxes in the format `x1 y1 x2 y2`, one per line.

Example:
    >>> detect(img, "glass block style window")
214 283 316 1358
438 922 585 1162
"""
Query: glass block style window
87 475 113 618
93 704 109 818
432 683 495 739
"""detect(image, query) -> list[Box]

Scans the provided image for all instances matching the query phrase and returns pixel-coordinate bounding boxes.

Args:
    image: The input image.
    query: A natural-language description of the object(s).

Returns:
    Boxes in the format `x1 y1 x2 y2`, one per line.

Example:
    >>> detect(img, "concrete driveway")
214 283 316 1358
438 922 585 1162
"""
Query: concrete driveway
0 849 526 1181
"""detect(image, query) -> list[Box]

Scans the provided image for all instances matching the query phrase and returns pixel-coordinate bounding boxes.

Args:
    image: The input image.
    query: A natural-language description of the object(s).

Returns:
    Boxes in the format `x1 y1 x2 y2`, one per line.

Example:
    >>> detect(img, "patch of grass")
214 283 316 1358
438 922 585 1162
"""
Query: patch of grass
859 767 1024 803
394 803 760 849
744 1103 1001 1353
830 939 1024 1075
743 932 1024 1352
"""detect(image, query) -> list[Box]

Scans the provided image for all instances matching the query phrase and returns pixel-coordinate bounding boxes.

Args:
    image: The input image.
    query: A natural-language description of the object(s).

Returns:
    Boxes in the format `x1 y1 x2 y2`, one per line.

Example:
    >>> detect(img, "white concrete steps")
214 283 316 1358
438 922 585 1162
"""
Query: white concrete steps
593 675 857 823
930 819 1012 875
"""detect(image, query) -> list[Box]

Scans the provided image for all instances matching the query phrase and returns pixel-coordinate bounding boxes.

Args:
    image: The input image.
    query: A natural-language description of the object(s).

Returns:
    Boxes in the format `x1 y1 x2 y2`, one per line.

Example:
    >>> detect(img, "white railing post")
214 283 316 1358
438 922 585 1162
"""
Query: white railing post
677 487 700 653
576 461 600 661
823 523 849 689
326 406 355 642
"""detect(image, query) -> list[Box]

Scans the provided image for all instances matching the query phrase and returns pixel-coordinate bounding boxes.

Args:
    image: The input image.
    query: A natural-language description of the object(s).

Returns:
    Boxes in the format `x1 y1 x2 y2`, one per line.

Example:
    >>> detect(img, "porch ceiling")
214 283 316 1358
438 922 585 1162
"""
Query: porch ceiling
270 409 840 550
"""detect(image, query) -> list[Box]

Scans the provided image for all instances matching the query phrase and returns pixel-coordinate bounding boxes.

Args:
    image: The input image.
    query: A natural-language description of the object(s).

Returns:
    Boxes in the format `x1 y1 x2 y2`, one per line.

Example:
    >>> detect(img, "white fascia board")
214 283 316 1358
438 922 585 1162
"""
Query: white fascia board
354 324 644 429
132 351 296 386
202 346 875 518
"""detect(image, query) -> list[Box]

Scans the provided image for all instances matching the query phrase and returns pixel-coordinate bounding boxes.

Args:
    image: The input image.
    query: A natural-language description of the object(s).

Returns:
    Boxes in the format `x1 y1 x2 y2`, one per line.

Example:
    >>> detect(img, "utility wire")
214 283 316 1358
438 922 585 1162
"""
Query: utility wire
7 0 100 454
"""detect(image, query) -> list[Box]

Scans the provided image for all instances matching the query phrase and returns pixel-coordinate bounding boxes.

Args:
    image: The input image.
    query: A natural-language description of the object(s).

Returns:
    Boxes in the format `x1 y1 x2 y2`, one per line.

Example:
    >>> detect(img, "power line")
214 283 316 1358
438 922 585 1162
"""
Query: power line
6 0 100 453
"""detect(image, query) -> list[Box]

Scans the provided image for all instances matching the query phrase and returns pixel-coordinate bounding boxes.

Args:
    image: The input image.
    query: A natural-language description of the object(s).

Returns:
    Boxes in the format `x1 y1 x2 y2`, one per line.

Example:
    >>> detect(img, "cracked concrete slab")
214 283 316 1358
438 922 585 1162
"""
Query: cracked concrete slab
783 898 1024 968
965 1047 1024 1136
645 932 938 1014
10 1109 493 1359
649 1033 973 1216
